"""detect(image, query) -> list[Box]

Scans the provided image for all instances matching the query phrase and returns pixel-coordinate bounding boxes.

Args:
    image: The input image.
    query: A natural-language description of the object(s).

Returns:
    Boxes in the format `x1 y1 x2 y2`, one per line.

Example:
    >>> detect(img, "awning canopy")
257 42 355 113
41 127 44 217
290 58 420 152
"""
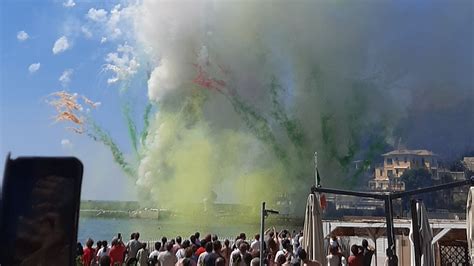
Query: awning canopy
303 193 326 264
331 226 409 239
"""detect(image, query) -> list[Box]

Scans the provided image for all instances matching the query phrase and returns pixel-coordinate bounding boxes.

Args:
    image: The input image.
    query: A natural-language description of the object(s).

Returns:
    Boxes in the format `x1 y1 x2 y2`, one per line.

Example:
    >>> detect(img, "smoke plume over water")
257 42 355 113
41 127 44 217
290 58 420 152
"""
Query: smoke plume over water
118 0 473 214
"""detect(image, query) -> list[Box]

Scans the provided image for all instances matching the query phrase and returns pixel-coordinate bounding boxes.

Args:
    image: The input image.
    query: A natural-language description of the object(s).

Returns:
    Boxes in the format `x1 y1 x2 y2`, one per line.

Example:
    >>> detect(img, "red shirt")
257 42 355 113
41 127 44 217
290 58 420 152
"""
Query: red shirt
195 246 206 256
109 244 126 265
348 255 363 266
83 247 95 266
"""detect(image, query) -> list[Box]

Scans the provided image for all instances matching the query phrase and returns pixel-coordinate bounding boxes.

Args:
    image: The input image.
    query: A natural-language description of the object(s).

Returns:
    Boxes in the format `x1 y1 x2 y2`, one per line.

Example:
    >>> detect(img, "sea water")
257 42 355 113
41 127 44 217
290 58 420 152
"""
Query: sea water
78 217 262 243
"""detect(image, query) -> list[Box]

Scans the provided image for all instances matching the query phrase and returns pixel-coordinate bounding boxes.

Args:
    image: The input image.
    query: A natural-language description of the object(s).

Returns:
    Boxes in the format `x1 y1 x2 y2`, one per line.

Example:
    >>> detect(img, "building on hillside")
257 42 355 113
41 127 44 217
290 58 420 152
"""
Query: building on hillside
368 149 438 191
463 157 474 172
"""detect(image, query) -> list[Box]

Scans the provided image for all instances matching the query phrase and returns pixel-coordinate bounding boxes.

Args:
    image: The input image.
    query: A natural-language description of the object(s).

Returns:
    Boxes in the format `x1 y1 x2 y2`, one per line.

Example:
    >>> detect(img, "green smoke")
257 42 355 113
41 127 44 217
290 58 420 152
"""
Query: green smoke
88 121 135 177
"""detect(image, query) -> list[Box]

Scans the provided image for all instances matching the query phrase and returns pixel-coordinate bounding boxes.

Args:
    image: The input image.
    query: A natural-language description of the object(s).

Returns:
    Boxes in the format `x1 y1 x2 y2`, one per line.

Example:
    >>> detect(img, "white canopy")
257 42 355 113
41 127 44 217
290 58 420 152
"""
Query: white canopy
467 187 474 262
302 193 326 265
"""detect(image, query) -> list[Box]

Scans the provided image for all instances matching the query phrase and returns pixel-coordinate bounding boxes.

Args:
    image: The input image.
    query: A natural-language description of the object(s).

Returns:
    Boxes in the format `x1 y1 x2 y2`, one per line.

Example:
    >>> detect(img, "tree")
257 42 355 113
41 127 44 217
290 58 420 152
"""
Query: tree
449 160 466 172
400 168 433 190
400 168 434 212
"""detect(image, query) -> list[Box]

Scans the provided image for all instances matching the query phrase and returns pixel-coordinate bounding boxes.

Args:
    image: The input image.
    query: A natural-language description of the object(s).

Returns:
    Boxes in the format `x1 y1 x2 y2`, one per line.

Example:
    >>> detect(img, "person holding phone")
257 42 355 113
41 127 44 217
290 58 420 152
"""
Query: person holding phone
109 238 126 266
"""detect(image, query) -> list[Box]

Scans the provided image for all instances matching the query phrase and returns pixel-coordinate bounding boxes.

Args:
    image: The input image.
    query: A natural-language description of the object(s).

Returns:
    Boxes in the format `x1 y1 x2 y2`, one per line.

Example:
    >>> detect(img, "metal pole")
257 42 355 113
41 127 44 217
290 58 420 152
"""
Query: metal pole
314 152 319 187
311 177 474 200
410 200 421 266
312 186 386 200
384 195 398 266
392 177 474 199
260 202 265 266
374 237 378 266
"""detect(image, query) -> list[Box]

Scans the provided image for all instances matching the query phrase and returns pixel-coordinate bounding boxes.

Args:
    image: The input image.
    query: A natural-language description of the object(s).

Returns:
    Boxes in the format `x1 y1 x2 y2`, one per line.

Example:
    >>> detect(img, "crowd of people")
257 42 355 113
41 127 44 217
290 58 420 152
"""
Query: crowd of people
326 237 375 266
76 230 375 266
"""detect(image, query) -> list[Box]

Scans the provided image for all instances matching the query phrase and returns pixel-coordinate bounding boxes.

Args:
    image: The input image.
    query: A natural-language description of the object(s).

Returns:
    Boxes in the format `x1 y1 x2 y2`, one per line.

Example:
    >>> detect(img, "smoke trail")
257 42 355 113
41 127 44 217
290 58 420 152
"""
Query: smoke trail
122 102 139 156
225 91 287 162
88 121 135 177
47 90 138 178
140 103 153 147
269 77 305 152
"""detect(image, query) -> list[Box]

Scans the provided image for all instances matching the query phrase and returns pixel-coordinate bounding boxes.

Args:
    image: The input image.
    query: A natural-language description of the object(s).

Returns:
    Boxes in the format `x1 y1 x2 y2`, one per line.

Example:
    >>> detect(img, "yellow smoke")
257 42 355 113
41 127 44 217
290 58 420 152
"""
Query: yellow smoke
136 90 289 219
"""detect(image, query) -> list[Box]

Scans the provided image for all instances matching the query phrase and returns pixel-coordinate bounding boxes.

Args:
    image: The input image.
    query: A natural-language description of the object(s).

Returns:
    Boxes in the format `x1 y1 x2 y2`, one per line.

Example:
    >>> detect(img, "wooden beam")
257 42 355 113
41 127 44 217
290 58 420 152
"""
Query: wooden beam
432 228 451 244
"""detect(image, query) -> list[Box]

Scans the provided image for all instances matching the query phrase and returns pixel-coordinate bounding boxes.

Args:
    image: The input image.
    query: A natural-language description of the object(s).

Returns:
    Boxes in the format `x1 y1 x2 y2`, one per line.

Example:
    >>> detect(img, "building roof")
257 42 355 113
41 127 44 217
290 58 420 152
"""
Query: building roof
382 149 435 157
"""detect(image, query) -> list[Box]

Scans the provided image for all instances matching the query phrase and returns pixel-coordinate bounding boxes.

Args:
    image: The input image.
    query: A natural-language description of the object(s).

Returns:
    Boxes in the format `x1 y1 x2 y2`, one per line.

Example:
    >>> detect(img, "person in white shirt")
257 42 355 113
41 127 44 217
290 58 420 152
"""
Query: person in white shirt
197 242 213 266
149 242 161 261
158 242 178 266
126 233 142 260
274 239 293 263
229 241 248 266
137 243 150 266
176 240 191 260
173 236 182 254
177 247 196 266
96 240 109 259
250 234 260 253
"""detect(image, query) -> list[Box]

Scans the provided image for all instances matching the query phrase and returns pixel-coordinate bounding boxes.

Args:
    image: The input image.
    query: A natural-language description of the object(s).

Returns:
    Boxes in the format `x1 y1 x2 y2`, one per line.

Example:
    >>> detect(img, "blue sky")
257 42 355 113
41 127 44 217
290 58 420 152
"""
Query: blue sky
0 0 144 200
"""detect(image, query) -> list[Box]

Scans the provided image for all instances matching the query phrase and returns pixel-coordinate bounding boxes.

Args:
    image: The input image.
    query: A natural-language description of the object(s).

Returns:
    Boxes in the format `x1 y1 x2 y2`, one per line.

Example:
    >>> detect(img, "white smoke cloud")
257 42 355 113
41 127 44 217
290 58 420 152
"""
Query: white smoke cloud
106 4 123 39
63 0 75 8
61 139 73 149
147 59 181 101
104 4 138 40
104 44 139 84
59 69 73 87
28 63 40 73
52 36 70 54
87 8 108 22
132 1 209 102
81 4 138 43
17 30 29 41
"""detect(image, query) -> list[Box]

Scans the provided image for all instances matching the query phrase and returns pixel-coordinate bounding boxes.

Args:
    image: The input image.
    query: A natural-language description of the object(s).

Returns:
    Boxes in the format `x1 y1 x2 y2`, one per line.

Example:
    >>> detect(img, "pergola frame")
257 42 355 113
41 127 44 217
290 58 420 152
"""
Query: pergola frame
311 176 474 266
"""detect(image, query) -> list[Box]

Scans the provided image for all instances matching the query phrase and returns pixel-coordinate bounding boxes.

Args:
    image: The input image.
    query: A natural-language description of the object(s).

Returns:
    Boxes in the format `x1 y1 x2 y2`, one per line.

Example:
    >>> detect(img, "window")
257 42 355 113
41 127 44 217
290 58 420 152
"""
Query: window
387 170 393 177
404 157 407 163
379 169 383 176
387 158 393 165
396 169 399 176
422 158 425 165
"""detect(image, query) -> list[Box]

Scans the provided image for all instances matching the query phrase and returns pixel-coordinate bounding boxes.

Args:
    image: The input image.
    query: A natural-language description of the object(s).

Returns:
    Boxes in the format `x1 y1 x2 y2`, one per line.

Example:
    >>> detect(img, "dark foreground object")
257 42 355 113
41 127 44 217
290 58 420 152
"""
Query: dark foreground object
0 155 83 266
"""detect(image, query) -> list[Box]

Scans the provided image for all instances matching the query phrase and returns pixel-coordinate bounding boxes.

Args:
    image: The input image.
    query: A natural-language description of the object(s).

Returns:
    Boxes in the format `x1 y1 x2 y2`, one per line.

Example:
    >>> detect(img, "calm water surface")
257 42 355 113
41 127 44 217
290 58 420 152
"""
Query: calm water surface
78 217 262 243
